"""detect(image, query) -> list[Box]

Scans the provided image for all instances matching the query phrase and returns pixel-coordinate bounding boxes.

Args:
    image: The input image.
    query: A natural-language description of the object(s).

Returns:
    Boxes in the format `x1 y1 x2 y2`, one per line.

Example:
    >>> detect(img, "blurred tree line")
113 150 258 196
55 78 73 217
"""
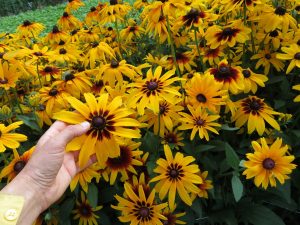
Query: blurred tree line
0 0 65 17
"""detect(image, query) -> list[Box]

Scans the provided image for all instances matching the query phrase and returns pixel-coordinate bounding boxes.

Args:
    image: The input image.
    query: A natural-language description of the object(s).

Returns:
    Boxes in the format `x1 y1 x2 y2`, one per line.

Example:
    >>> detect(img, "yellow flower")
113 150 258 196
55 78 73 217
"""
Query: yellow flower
127 66 181 115
178 105 221 141
192 171 213 199
150 145 202 210
0 60 19 90
53 93 141 168
161 207 186 225
112 182 168 225
70 163 102 192
96 59 137 87
251 48 285 75
292 84 300 102
17 20 44 37
206 59 244 94
0 147 34 181
104 139 143 185
73 192 103 225
241 68 268 93
57 12 82 31
139 97 183 136
205 20 251 49
66 0 85 13
185 73 228 113
232 96 280 136
277 44 300 74
243 138 297 189
0 121 27 152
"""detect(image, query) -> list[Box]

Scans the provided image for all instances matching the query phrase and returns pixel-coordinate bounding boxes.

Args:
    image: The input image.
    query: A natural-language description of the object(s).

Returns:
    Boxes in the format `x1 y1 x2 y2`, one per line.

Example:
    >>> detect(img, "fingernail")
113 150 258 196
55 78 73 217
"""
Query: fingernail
80 121 90 129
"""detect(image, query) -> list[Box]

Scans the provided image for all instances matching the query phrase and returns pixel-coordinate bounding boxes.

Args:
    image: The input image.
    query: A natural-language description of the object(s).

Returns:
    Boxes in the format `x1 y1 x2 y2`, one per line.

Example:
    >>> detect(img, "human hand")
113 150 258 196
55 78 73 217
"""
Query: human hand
1 121 93 225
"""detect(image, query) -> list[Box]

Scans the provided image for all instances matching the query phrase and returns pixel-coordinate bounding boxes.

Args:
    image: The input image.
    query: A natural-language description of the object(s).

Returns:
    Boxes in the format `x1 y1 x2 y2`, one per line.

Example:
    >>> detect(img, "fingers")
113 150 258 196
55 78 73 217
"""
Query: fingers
37 121 68 147
52 121 91 151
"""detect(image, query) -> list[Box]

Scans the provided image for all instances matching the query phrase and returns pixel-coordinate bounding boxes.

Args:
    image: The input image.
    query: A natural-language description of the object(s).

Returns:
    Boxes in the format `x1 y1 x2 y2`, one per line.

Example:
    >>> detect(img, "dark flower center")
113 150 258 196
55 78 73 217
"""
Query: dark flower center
262 158 275 170
196 94 207 103
14 160 26 173
90 6 96 12
79 204 92 217
182 8 201 26
169 169 180 178
242 69 251 78
59 40 65 45
196 119 205 126
59 48 67 54
52 25 60 33
34 52 43 57
110 0 118 5
269 30 279 37
295 6 300 11
63 12 69 17
71 29 78 35
106 146 132 169
92 116 106 130
91 42 99 48
187 73 193 79
265 53 271 59
23 20 32 26
64 72 75 81
147 81 158 91
44 66 53 73
297 40 300 46
0 78 8 84
110 59 119 68
159 105 166 114
249 100 261 111
223 27 234 36
129 26 136 32
139 207 150 218
219 65 230 73
294 53 300 60
0 52 4 59
108 27 113 31
37 104 46 111
49 88 58 96
274 6 286 15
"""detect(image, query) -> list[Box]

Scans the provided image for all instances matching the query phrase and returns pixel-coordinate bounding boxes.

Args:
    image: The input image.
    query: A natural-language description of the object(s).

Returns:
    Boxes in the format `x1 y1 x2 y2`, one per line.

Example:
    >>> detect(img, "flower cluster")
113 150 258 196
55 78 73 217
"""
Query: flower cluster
1 0 300 224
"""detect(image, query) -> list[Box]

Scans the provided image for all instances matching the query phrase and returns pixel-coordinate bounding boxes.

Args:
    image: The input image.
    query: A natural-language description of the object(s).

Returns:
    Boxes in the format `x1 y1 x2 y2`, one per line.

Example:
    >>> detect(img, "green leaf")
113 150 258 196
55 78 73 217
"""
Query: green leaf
239 204 285 225
59 197 75 222
191 198 202 217
225 143 240 170
87 183 98 208
231 175 243 202
221 124 239 131
140 131 160 152
16 114 42 133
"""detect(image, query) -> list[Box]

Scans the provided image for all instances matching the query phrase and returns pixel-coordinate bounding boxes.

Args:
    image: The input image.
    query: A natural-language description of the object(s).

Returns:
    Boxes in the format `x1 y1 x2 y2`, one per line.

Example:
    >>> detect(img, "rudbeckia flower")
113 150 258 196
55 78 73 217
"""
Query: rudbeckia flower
0 147 34 181
292 84 300 102
150 145 203 210
98 0 131 24
53 93 141 168
206 59 244 94
70 163 102 192
44 25 69 44
192 170 213 199
205 20 251 49
0 60 19 90
66 0 85 13
161 207 186 225
112 182 168 225
17 20 44 37
201 46 224 66
178 105 221 141
258 5 297 34
127 66 181 115
105 139 143 185
165 52 197 73
145 14 169 44
120 25 145 43
251 48 285 75
277 44 300 74
0 121 27 152
232 96 280 135
243 138 296 189
34 104 52 128
73 192 103 225
57 12 82 31
96 59 137 87
241 68 268 93
185 73 228 113
161 127 184 149
139 97 183 136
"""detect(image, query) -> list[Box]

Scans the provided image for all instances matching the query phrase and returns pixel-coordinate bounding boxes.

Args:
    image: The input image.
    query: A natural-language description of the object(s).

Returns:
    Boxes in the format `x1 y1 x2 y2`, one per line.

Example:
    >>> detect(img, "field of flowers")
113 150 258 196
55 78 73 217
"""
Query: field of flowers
0 0 300 224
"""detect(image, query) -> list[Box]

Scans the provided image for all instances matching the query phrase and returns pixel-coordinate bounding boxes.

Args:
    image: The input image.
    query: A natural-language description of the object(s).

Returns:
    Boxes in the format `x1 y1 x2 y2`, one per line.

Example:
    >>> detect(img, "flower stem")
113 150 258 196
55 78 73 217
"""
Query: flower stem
12 88 24 115
36 60 42 89
166 16 181 78
114 19 122 58
193 27 205 72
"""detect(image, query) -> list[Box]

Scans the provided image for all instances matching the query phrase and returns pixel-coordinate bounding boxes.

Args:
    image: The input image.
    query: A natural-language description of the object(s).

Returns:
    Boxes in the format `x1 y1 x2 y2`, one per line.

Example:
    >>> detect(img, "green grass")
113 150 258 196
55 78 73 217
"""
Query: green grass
0 0 100 35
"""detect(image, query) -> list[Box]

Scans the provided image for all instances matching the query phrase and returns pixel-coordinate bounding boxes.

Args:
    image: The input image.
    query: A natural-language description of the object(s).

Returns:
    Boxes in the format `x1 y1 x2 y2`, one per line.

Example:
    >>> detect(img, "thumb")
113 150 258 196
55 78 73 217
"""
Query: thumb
53 121 91 149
